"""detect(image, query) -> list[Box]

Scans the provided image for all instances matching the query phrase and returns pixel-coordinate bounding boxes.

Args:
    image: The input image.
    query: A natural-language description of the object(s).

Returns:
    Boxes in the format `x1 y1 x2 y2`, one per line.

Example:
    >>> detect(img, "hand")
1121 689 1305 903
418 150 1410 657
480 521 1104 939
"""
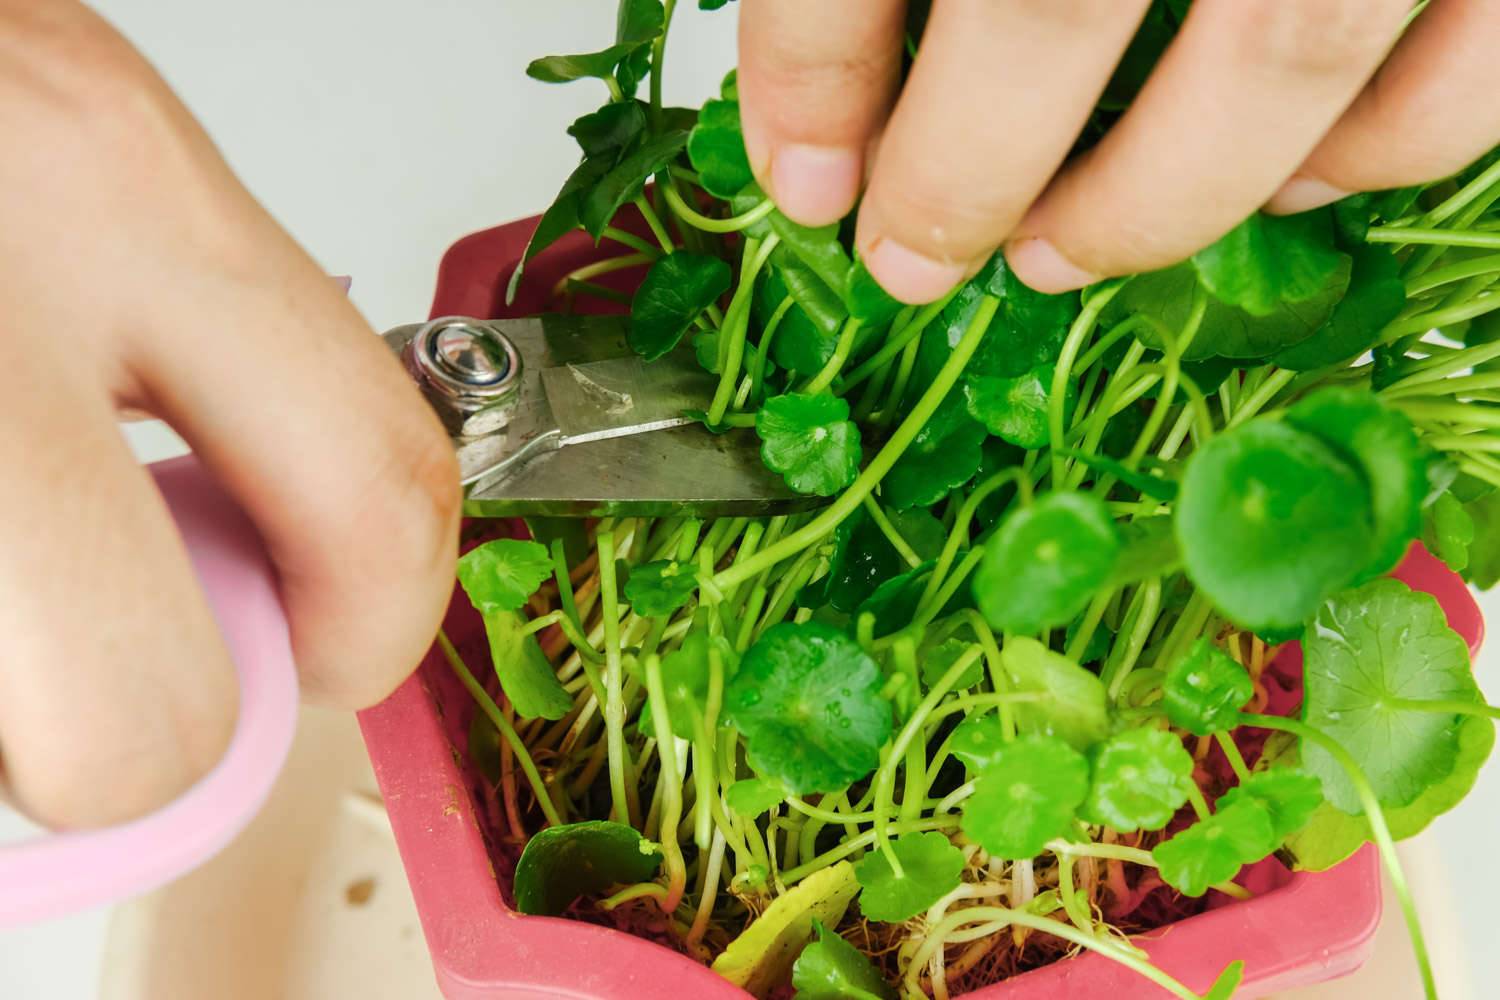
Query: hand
0 2 460 828
737 0 1500 302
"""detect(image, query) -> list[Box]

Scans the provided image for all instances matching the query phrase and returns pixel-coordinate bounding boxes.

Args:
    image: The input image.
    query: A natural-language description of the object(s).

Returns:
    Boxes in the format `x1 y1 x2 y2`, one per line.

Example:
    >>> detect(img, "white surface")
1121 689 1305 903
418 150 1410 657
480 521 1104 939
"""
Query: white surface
2 2 1498 998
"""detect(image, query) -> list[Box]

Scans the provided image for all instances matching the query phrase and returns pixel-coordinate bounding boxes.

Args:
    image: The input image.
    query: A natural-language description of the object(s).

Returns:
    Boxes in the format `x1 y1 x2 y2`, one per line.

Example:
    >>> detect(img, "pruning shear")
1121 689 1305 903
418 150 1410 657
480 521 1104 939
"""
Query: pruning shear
0 311 815 926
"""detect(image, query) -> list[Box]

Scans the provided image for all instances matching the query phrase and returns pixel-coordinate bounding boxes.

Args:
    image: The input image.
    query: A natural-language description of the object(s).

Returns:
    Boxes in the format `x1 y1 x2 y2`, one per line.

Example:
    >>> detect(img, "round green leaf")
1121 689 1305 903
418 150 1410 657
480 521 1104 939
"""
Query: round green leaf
567 101 647 160
1217 770 1323 840
999 637 1109 750
1177 418 1375 632
791 921 895 1000
456 538 554 614
1273 246 1406 371
947 713 1007 773
1162 638 1253 736
726 777 788 819
1191 211 1347 317
513 820 663 915
724 622 892 794
656 630 714 741
686 98 753 198
854 831 965 922
623 559 700 617
629 251 732 361
756 393 862 496
1151 798 1277 897
1300 578 1482 812
1083 726 1196 832
1286 387 1426 579
964 364 1074 449
961 734 1089 859
974 492 1120 635
1424 491 1475 573
881 411 986 511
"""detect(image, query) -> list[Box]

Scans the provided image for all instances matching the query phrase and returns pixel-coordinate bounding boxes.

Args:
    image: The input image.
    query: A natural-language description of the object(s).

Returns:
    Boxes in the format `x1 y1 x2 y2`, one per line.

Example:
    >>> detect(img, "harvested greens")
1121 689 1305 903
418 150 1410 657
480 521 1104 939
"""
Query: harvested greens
445 2 1500 997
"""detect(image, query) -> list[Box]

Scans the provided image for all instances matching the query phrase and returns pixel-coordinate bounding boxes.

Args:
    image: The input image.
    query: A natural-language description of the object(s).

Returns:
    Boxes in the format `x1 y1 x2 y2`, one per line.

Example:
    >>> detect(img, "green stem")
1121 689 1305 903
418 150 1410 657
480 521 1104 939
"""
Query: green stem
842 292 956 390
438 630 562 827
643 654 687 912
1382 293 1500 340
1239 713 1435 1000
748 296 795 402
601 226 661 257
711 296 1003 592
1216 731 1253 784
1051 284 1124 486
1404 253 1500 296
662 185 775 233
862 495 921 568
801 317 863 395
633 195 676 254
648 0 675 130
1421 156 1500 226
707 235 780 423
1369 227 1500 249
597 531 636 826
1227 368 1297 426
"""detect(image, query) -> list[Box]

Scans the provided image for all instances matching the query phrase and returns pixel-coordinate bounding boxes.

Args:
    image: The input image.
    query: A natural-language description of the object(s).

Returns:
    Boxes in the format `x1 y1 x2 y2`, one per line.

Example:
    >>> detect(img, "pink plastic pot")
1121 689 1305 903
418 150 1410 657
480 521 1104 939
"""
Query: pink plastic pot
357 215 1487 999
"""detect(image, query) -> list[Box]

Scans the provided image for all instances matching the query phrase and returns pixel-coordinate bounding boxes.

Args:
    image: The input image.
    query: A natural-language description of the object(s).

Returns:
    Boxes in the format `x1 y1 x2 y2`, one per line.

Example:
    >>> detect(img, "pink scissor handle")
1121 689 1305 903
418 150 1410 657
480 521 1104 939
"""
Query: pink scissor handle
0 455 300 925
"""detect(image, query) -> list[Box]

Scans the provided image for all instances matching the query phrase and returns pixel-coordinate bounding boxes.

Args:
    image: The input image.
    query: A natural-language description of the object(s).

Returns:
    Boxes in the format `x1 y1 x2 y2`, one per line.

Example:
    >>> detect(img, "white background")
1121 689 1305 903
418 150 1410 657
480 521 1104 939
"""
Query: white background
1 2 1496 996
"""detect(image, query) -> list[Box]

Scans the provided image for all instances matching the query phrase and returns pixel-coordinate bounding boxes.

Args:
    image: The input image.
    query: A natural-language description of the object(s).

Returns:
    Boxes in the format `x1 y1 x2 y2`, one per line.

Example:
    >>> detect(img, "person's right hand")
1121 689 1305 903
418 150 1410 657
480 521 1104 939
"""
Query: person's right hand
0 1 461 829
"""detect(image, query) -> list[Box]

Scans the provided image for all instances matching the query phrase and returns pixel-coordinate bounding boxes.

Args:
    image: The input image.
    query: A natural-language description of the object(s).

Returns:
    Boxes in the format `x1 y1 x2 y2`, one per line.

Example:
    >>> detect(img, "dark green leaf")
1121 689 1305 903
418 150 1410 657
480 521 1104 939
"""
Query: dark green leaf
614 45 652 97
998 637 1109 751
854 831 964 922
700 0 736 9
513 820 662 915
1177 418 1375 632
1152 798 1277 897
964 364 1073 448
724 623 892 794
527 44 639 84
567 101 648 160
628 251 731 360
1287 387 1426 578
1465 491 1500 588
657 630 713 740
457 539 554 613
773 247 850 337
616 0 665 44
961 734 1090 859
791 920 896 1000
807 508 943 613
881 410 986 511
845 258 904 326
1301 578 1482 812
506 156 612 303
767 213 854 300
687 99 754 198
579 130 689 237
921 638 985 692
1163 638 1253 736
964 255 1081 380
1273 247 1407 371
1331 193 1374 248
1082 726 1196 832
974 492 1120 635
756 393 862 496
1191 211 1347 316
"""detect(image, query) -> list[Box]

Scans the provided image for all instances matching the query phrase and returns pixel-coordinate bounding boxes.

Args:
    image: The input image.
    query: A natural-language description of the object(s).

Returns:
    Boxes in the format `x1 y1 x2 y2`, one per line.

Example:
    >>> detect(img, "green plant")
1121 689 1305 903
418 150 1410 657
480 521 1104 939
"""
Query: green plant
449 2 1500 997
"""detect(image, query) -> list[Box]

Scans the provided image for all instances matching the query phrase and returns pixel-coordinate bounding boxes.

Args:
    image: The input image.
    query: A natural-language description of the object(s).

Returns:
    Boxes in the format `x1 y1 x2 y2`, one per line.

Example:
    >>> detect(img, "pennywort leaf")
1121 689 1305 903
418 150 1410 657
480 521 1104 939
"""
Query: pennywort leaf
961 734 1089 859
513 820 662 915
854 831 965 922
724 623 892 794
964 364 1074 449
1191 211 1347 316
1151 798 1277 897
756 393 862 496
527 44 642 84
998 637 1109 751
1286 387 1426 579
579 130 689 237
629 252 731 360
457 539 554 613
1082 726 1196 832
687 98 754 198
1217 770 1323 840
476 609 572 721
791 921 896 1000
567 101 648 161
974 492 1120 635
1273 246 1406 371
1300 578 1482 812
1162 638 1253 736
726 777 788 819
656 630 714 741
1424 491 1475 573
1176 418 1374 632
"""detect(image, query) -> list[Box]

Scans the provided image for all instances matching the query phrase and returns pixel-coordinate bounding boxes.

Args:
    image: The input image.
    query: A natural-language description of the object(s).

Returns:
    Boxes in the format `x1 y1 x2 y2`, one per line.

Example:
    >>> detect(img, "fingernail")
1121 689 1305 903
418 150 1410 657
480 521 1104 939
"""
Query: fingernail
770 144 861 226
1005 238 1100 294
1267 175 1348 215
862 236 970 304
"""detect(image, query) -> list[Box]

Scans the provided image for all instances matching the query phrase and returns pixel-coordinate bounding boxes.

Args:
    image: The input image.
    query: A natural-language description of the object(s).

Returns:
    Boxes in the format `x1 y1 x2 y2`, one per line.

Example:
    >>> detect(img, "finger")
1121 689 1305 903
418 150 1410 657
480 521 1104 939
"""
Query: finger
855 0 1152 303
1008 0 1412 292
81 70 464 711
1270 0 1500 213
0 359 237 828
738 0 906 226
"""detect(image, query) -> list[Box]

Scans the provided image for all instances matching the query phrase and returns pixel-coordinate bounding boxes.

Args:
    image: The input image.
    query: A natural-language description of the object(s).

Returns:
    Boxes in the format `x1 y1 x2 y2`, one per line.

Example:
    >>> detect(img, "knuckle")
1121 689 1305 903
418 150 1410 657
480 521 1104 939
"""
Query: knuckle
1240 0 1397 76
351 417 462 580
871 182 1019 263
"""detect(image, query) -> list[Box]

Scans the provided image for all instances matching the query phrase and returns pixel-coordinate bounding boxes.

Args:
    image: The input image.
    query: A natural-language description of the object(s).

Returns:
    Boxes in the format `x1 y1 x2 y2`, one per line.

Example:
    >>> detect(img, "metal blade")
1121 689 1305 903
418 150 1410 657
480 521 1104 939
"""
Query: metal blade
539 351 712 446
